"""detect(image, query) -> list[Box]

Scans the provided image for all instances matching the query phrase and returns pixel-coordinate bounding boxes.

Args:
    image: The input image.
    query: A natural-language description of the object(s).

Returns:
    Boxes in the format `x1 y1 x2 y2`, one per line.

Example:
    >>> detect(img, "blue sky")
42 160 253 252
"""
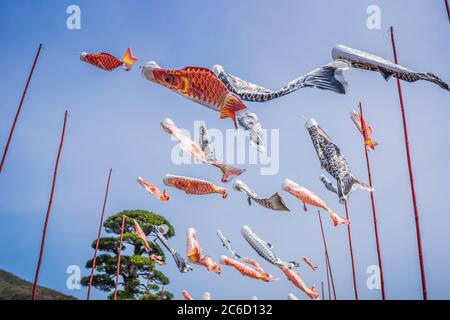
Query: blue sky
0 0 449 300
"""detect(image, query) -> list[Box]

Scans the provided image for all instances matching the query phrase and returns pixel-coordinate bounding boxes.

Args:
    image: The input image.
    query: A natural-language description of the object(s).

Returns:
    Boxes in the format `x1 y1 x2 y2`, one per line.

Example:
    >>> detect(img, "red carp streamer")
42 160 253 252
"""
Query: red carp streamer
32 111 68 300
282 178 349 227
182 290 194 300
80 48 138 72
350 110 378 150
87 168 112 300
137 177 170 201
1 44 43 174
186 228 221 274
221 256 278 282
390 26 427 300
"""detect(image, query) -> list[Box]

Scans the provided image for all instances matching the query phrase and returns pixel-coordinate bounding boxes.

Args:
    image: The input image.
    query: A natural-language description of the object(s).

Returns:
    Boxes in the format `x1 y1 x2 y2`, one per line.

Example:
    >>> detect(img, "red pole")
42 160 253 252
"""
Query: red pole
358 102 386 300
114 215 126 300
445 0 450 22
344 200 358 300
87 168 113 300
390 26 427 300
31 110 68 300
321 281 324 301
1 44 43 174
325 254 331 300
318 210 336 300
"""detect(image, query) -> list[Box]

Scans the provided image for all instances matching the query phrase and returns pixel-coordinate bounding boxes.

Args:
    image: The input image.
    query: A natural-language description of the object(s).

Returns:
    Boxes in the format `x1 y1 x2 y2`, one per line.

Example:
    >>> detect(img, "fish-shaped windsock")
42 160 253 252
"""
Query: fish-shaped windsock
220 255 278 282
288 293 299 300
216 229 241 259
181 290 211 300
142 62 265 152
213 61 349 102
350 110 378 151
302 256 318 271
281 178 349 227
137 177 170 201
151 224 193 273
332 45 449 91
305 118 373 203
182 290 193 300
133 219 151 252
80 48 138 72
161 118 245 183
186 228 221 274
241 226 299 268
234 180 290 212
163 174 228 199
280 265 319 300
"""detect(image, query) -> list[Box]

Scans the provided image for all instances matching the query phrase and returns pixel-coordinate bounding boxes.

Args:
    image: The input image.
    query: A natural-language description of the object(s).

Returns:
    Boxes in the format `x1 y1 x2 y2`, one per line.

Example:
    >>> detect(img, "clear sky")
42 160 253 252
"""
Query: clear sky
0 0 449 300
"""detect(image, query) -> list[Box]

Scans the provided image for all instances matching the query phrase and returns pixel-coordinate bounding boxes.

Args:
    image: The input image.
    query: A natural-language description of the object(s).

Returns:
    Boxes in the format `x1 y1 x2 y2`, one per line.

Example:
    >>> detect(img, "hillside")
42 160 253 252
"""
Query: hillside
0 269 76 300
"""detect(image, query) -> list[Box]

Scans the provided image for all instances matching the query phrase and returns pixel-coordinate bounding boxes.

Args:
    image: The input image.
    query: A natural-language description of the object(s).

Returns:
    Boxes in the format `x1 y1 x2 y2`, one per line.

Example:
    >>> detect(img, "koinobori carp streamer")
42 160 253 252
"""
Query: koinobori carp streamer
163 174 228 198
186 228 221 274
282 178 349 227
151 224 193 273
137 177 170 201
80 48 138 72
305 118 373 203
220 255 278 282
350 110 378 151
142 62 265 152
161 118 245 183
234 179 290 212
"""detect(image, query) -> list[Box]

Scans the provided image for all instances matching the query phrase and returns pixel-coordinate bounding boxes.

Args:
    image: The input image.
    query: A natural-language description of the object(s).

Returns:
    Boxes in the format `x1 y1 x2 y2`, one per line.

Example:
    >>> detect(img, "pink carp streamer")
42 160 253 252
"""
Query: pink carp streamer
137 177 170 201
186 228 221 274
182 290 212 300
161 118 245 182
280 266 319 300
220 256 278 282
282 178 349 227
164 174 227 199
302 256 318 271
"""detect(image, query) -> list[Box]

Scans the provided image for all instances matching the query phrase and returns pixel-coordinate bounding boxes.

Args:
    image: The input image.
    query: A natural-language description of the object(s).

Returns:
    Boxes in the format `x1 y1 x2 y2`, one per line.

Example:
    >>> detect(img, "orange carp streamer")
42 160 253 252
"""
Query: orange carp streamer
137 177 170 201
164 174 227 199
161 118 245 182
133 219 151 252
282 178 349 228
142 62 265 151
80 48 138 72
220 256 278 282
350 110 378 150
186 228 221 274
302 256 318 271
280 266 319 300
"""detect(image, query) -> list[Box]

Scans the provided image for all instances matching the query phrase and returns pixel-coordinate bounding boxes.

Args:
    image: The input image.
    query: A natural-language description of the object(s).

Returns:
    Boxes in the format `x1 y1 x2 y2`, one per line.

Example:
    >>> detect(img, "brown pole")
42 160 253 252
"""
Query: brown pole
31 110 68 300
87 168 113 300
390 26 427 300
1 44 43 174
344 200 358 300
113 215 126 300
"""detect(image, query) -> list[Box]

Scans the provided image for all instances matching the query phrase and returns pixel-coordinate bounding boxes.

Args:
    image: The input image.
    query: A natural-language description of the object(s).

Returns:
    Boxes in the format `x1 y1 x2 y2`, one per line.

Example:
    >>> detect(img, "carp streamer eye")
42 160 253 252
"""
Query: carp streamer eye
162 74 175 84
